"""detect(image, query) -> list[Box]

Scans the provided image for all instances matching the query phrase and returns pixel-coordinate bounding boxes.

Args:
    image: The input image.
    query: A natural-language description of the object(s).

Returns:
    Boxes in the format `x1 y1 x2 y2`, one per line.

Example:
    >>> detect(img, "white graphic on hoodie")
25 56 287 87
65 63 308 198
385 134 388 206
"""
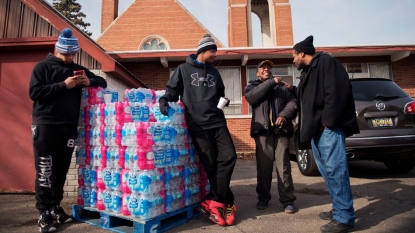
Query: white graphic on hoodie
191 73 216 87
38 156 53 188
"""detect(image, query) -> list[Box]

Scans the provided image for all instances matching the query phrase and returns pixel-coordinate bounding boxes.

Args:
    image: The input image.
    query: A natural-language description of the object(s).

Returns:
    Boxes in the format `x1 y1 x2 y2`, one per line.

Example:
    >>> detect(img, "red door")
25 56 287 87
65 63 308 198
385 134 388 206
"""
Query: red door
0 48 52 192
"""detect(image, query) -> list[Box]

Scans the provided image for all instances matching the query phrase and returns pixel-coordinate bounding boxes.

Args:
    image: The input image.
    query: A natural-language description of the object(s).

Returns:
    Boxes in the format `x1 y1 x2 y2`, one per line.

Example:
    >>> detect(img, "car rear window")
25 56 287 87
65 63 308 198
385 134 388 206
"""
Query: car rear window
351 79 408 101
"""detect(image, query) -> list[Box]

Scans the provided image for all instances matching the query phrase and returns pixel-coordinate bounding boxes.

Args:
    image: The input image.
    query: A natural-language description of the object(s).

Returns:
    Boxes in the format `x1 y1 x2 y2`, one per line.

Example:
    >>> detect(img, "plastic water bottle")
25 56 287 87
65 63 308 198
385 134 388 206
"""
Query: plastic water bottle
77 185 85 205
130 103 141 122
80 88 89 108
115 102 125 124
82 165 92 186
137 146 155 170
122 193 131 216
155 90 165 102
83 106 90 126
75 146 86 165
112 190 122 213
88 87 103 105
165 188 184 213
90 187 97 208
103 189 113 211
82 186 91 207
150 191 166 218
78 165 84 186
96 166 105 189
104 103 116 125
153 145 165 168
122 102 133 123
127 192 141 217
78 108 85 127
184 184 200 206
97 188 105 210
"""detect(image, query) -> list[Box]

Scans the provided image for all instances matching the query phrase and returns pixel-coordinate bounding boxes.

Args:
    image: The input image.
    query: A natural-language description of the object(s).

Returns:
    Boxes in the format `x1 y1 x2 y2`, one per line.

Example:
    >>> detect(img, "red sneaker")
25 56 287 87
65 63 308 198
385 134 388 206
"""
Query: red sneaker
197 200 212 217
225 204 236 225
198 200 226 226
208 201 226 226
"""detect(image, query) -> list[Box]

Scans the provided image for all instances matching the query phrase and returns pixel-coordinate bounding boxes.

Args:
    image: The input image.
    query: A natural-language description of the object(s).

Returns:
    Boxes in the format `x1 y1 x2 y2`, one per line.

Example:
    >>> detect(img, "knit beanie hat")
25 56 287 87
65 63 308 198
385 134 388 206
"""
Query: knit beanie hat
197 34 217 54
293 35 315 55
55 28 79 54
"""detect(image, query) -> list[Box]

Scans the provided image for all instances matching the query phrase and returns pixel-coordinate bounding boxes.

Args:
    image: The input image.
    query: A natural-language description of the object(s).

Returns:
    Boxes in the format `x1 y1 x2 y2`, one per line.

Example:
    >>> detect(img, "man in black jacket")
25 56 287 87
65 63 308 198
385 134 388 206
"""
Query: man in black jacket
29 28 107 233
245 60 298 213
158 34 237 226
290 36 359 233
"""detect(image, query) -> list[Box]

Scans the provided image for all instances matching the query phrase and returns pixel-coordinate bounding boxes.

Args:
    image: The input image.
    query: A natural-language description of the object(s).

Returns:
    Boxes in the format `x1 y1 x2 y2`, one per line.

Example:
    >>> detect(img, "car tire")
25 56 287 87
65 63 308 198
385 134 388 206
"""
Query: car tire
384 158 415 173
296 148 320 176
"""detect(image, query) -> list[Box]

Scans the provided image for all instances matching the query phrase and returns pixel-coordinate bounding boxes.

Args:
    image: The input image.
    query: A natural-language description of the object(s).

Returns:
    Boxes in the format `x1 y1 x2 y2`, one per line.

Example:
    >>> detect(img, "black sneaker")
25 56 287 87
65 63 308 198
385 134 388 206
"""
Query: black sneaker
256 199 269 210
320 220 354 233
51 205 73 223
38 210 56 232
319 210 334 220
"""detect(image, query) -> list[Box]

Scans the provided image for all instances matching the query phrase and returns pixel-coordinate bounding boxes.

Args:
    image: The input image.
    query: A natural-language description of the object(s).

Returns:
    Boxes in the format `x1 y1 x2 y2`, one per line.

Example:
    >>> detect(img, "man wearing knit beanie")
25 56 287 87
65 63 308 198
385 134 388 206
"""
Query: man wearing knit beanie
159 34 237 226
29 28 107 232
288 36 359 233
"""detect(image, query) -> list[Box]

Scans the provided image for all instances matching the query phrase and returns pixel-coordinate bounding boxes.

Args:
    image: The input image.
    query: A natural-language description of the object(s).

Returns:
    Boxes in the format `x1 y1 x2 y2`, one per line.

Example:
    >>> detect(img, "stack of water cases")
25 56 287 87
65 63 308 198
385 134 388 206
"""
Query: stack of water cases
75 87 208 221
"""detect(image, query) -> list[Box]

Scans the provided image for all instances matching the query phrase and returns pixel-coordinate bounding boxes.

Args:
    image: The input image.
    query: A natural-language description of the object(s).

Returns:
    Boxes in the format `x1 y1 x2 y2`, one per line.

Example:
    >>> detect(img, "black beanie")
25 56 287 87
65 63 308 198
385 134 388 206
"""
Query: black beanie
293 35 315 55
197 34 217 54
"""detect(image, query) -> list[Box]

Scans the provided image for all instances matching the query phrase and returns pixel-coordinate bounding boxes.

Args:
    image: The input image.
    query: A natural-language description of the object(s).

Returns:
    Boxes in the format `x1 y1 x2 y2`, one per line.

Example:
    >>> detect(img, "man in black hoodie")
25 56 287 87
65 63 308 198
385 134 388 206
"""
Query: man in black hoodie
29 28 107 233
245 60 298 213
158 34 237 226
289 36 359 233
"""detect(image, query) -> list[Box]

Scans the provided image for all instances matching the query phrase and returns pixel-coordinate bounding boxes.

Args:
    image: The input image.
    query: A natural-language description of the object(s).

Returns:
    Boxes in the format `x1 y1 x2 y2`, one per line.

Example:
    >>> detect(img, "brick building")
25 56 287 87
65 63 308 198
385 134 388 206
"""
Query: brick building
98 0 415 153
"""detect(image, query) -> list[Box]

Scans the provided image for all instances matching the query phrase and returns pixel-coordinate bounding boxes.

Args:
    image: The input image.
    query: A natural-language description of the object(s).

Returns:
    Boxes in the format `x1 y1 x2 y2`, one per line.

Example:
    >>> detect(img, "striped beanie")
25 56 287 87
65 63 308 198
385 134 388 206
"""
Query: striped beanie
196 34 217 54
56 28 79 55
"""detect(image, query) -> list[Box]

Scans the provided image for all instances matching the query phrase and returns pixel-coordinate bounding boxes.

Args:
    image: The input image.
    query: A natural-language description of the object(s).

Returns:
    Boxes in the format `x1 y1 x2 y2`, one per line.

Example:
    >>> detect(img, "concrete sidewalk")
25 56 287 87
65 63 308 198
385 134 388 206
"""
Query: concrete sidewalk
1 159 414 233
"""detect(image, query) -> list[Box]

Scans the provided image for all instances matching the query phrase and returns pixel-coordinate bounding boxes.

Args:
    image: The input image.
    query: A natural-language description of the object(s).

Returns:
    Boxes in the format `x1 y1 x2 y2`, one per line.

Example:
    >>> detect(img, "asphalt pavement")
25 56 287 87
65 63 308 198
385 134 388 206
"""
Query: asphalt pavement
1 159 414 233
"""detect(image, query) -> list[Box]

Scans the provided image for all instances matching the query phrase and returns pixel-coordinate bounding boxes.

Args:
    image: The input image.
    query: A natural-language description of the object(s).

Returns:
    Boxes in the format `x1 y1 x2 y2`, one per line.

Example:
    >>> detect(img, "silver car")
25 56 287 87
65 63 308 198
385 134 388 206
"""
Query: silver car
293 78 415 176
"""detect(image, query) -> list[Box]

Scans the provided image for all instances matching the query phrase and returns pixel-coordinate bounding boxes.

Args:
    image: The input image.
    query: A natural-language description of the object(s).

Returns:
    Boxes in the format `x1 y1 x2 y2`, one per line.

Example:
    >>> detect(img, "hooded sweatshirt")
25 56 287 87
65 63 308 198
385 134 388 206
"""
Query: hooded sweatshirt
162 54 227 131
29 53 107 125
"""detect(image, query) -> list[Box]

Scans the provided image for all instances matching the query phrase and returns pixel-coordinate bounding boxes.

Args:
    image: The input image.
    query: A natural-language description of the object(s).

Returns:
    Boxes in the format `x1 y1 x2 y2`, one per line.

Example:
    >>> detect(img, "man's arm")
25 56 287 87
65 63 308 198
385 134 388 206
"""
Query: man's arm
244 79 276 106
322 57 350 128
162 66 184 102
83 68 107 88
29 63 67 101
278 88 298 122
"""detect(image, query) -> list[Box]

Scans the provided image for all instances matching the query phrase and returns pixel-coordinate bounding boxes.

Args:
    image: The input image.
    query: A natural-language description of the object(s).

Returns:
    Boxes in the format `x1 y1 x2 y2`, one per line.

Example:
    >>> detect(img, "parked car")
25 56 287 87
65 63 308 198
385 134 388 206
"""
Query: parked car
290 78 415 176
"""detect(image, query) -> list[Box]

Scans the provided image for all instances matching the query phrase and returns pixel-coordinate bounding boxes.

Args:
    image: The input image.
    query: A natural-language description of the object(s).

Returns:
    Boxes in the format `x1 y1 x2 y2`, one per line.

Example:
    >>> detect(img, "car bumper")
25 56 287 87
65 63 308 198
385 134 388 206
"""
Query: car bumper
346 135 415 148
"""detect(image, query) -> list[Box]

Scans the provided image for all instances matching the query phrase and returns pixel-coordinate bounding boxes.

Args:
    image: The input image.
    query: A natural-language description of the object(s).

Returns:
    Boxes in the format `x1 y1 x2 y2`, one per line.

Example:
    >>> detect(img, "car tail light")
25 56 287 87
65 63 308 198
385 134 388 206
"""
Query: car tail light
404 101 415 114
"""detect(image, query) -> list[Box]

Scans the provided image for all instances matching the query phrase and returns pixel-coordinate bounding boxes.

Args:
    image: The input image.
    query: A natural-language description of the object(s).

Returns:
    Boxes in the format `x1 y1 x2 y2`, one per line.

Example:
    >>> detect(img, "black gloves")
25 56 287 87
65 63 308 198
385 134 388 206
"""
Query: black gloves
224 97 230 107
159 97 170 116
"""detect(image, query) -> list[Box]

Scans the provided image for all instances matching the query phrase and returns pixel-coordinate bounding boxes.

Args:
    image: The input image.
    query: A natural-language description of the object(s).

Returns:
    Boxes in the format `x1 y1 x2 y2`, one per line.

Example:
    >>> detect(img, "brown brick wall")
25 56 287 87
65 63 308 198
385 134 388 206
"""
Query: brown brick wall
98 0 223 51
228 2 249 47
274 2 294 46
227 118 255 152
122 62 171 90
101 0 118 33
392 54 415 98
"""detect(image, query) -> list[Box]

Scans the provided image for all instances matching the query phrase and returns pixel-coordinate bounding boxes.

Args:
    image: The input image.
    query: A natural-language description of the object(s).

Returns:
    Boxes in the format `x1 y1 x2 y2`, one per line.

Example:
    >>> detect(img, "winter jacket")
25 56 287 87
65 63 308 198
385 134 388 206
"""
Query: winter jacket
29 53 107 125
245 78 297 137
162 54 227 131
293 52 359 149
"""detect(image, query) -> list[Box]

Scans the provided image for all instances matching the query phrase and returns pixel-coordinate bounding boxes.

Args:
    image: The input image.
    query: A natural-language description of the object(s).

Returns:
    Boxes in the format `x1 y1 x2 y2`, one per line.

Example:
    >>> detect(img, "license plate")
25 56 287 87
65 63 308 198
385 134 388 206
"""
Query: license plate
372 118 393 127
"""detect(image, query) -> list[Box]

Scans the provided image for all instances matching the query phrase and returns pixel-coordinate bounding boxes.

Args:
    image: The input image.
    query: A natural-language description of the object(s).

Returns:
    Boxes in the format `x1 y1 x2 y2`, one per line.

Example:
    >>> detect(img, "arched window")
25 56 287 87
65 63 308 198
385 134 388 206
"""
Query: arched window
139 36 170 50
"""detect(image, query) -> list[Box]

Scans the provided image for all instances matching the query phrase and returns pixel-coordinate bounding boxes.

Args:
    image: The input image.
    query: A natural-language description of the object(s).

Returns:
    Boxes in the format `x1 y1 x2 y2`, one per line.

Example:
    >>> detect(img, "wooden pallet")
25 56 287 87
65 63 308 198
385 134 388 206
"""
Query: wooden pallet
72 203 201 233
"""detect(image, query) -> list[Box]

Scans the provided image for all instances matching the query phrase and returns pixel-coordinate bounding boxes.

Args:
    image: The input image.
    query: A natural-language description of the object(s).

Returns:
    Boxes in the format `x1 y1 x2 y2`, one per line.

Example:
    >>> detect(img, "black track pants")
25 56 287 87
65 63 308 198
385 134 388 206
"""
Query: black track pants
190 126 237 204
32 124 77 211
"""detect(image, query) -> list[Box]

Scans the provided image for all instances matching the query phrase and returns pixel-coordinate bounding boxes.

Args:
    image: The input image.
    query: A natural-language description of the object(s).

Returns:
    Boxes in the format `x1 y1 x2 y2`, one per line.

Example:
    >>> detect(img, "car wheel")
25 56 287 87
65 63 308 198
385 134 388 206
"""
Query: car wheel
296 148 320 176
384 158 415 173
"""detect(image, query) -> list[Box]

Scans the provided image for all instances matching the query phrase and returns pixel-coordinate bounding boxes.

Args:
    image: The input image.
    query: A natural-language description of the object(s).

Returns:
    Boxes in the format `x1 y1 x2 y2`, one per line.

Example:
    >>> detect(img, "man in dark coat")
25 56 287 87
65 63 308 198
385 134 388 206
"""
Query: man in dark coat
29 28 107 233
158 34 237 226
245 60 298 213
289 35 359 233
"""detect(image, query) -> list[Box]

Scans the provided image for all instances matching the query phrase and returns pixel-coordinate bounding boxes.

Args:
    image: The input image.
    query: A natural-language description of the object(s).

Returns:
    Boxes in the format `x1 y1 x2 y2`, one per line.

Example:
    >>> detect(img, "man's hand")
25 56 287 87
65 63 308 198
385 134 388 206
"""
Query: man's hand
280 81 291 89
276 116 286 128
77 74 90 86
273 76 283 85
159 97 170 116
64 76 78 89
